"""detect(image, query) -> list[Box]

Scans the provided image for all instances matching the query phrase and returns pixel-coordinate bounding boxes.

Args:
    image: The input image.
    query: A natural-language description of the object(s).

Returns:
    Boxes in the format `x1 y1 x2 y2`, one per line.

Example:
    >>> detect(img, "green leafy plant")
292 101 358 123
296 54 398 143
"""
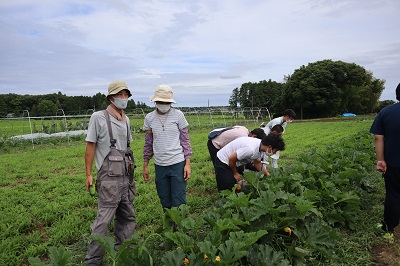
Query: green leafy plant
28 246 72 266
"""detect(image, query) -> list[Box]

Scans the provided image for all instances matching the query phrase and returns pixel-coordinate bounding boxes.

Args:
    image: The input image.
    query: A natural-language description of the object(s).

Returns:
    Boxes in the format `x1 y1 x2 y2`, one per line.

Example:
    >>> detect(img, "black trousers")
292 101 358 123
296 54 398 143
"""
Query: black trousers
383 165 400 232
214 157 236 191
207 139 219 166
214 157 245 191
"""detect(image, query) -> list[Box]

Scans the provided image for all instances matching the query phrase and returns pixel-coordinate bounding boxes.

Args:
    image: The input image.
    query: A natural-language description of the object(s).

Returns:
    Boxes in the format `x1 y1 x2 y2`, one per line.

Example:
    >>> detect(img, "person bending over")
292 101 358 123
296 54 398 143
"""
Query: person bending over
214 134 285 191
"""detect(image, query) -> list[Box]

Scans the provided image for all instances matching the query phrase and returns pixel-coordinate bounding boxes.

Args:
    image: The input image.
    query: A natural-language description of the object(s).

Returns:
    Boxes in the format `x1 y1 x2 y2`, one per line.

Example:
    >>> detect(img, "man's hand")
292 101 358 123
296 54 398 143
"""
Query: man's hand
85 174 94 191
377 160 387 173
233 172 241 182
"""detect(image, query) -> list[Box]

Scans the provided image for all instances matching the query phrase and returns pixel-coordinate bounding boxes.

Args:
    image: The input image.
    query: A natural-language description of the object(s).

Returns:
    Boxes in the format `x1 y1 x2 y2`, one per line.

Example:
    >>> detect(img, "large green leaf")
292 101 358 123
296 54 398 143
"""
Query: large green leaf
164 232 194 252
197 240 218 257
222 191 252 209
228 230 268 249
204 227 222 246
301 222 338 248
218 239 248 264
181 216 203 231
247 244 291 266
163 204 192 229
161 249 186 266
28 246 72 266
215 217 248 231
202 210 221 227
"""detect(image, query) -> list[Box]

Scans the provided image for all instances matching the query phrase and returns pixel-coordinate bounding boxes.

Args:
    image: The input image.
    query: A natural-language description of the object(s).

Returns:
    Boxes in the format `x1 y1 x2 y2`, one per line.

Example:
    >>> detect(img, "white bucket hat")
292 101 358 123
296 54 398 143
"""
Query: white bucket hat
150 85 176 103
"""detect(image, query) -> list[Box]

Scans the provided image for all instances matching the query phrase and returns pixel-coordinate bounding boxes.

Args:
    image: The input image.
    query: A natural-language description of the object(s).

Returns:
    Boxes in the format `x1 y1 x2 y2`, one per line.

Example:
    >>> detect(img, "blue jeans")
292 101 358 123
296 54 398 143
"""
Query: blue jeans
155 161 187 209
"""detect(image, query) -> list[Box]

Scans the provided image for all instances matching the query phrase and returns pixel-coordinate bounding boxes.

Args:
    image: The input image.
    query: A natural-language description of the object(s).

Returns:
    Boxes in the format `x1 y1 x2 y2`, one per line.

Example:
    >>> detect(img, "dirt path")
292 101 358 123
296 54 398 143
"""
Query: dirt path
371 227 400 266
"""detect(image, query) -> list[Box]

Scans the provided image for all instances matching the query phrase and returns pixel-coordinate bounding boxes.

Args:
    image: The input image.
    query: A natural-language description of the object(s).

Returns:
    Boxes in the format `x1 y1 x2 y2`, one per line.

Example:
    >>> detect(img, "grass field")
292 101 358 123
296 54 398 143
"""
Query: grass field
0 116 390 265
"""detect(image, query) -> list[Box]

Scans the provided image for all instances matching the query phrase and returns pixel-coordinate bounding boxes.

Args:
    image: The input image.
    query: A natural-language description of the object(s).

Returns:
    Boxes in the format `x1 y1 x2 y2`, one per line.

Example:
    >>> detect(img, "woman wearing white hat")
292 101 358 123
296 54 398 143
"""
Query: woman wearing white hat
143 85 192 238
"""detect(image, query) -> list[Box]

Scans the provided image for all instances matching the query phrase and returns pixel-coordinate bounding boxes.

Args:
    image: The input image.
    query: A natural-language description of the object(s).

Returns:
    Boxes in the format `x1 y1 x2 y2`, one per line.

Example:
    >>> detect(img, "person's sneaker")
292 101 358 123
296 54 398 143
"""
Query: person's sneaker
383 232 394 244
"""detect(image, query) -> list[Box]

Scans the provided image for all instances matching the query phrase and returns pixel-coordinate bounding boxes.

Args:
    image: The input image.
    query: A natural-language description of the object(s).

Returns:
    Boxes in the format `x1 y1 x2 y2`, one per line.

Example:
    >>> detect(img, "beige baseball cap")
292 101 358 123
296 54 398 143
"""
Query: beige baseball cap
150 85 176 103
108 80 131 97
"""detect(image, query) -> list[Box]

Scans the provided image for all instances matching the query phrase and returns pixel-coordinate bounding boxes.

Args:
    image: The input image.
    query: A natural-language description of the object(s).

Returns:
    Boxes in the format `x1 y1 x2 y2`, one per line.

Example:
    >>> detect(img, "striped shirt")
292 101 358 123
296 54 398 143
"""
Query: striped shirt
143 108 190 166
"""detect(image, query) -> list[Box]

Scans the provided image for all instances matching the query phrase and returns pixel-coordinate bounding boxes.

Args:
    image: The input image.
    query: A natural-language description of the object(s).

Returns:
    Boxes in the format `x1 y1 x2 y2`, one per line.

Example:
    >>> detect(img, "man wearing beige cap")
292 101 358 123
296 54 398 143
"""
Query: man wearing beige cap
84 80 136 265
143 85 192 248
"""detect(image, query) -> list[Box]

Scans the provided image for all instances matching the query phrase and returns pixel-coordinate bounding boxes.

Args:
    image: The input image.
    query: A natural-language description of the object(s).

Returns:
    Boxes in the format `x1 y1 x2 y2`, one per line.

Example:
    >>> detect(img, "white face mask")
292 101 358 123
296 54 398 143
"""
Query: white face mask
286 119 293 123
156 103 171 113
265 147 274 156
112 97 128 109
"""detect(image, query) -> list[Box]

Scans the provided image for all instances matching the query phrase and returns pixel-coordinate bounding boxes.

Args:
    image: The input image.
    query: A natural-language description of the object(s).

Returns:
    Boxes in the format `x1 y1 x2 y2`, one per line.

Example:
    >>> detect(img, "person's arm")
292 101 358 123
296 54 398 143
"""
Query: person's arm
228 153 241 181
374 134 387 173
143 130 153 181
252 160 270 176
85 142 96 190
179 127 192 181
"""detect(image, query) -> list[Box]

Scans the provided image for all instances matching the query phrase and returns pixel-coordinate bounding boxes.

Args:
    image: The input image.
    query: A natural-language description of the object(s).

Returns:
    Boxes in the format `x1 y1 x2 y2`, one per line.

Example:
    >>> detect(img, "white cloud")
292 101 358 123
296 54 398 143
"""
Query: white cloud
0 0 399 107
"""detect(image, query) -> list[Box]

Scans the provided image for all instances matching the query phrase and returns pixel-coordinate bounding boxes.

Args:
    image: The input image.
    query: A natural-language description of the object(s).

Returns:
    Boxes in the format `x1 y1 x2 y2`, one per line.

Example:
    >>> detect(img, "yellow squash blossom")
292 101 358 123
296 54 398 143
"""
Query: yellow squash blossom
215 256 221 262
183 258 189 265
203 254 208 261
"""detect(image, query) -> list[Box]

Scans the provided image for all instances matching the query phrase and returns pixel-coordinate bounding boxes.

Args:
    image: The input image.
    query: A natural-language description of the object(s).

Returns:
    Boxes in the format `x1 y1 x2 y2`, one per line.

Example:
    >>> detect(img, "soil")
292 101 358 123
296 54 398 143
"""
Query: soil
371 227 400 266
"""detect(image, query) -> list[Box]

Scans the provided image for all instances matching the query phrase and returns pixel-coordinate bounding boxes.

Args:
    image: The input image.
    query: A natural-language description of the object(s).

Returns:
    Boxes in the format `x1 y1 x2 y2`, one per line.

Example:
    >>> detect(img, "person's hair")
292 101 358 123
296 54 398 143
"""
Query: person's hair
270 124 284 134
396 83 400 101
250 128 266 139
283 109 296 119
261 133 285 151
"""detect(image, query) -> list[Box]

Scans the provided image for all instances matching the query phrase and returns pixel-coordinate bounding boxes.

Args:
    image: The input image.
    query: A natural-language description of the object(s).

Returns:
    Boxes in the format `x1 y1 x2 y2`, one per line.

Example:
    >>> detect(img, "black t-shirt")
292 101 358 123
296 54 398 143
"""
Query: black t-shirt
370 102 400 167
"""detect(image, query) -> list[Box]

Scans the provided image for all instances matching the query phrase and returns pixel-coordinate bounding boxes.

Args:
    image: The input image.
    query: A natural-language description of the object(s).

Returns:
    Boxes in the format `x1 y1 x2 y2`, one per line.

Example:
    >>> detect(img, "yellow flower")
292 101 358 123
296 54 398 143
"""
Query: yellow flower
183 257 189 265
203 254 208 261
284 227 292 235
215 256 221 262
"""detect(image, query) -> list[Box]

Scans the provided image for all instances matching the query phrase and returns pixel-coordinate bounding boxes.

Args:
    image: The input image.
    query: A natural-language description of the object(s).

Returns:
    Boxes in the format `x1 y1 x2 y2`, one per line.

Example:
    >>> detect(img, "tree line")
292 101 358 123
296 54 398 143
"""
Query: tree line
1 59 395 118
229 59 394 119
0 92 149 117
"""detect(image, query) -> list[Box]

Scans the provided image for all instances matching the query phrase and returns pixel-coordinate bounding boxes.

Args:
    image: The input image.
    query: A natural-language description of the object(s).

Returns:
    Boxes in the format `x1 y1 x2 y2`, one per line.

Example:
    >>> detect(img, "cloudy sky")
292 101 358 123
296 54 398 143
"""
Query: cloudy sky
0 0 399 107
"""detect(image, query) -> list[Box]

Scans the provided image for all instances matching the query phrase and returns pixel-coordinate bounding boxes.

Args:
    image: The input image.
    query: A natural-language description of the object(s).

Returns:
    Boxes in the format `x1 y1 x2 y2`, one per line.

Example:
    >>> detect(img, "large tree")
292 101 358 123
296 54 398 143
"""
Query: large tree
281 60 384 118
229 79 283 113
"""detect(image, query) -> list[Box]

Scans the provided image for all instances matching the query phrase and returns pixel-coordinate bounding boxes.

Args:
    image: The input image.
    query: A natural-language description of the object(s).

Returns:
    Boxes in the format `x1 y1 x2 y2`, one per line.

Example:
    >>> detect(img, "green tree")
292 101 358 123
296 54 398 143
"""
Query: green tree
376 100 396 113
33 99 58 116
229 87 240 108
229 80 283 113
0 98 7 117
9 94 25 116
92 92 107 111
281 60 384 118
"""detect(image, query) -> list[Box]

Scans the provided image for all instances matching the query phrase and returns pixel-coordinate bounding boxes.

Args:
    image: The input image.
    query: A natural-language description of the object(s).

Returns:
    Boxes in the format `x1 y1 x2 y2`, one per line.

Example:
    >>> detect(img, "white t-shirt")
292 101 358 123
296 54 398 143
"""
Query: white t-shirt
217 136 263 166
262 117 287 159
262 116 287 135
